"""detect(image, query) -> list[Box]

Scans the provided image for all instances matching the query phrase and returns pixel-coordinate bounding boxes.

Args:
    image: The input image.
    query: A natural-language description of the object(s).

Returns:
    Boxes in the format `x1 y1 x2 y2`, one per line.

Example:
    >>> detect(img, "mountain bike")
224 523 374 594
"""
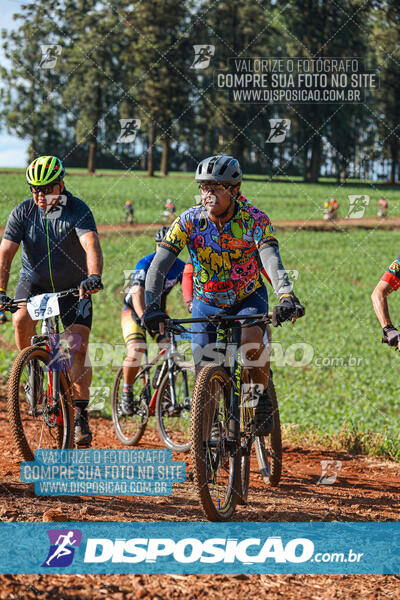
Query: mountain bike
3 289 80 461
112 330 194 451
166 313 282 521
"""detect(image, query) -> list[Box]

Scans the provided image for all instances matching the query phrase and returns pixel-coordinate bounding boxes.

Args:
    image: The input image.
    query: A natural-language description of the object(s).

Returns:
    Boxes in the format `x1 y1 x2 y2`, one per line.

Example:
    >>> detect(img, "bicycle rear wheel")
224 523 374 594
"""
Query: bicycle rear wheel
7 346 74 462
155 365 194 452
112 366 149 445
190 366 240 521
254 373 282 487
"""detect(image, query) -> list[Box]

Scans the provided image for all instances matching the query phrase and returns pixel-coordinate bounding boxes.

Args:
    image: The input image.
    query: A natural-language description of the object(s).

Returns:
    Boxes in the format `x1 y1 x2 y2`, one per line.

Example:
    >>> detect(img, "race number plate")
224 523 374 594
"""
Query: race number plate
26 293 60 321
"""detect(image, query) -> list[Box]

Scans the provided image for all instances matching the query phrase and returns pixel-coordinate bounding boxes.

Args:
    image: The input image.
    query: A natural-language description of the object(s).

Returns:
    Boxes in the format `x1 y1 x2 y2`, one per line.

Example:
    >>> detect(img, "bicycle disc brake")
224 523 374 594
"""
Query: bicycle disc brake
138 397 150 424
43 397 59 428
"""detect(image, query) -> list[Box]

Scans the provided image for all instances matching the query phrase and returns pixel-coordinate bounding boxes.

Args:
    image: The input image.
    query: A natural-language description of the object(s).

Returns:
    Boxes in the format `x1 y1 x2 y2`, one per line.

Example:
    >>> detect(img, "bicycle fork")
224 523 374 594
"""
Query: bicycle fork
221 324 242 445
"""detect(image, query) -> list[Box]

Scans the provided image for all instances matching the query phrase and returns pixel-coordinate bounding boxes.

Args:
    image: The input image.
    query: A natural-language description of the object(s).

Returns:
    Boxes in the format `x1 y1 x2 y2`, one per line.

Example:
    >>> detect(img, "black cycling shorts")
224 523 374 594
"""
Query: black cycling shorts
15 277 93 330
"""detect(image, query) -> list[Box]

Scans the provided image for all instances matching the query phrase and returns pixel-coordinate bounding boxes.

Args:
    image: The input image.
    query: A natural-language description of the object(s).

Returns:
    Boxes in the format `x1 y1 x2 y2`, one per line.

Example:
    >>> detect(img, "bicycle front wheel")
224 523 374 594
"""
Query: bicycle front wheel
254 374 282 487
190 366 240 521
7 346 74 462
112 366 149 446
155 365 194 452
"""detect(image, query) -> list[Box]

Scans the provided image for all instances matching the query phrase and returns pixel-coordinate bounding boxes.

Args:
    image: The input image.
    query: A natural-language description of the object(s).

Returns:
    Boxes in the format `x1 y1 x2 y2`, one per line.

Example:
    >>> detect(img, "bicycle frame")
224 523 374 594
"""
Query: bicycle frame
215 322 242 444
166 313 270 446
42 314 71 424
135 329 191 416
6 288 80 423
136 346 168 415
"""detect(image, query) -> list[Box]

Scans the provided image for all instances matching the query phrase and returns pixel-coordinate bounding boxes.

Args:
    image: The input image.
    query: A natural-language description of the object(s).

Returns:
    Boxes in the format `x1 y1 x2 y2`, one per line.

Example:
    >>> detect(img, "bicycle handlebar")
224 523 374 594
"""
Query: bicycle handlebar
2 287 81 312
165 313 273 335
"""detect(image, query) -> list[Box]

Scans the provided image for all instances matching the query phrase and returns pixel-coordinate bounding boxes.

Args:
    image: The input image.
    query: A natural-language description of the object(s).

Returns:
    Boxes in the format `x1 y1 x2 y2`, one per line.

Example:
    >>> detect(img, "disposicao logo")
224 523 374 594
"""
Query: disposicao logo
83 536 314 564
42 529 82 567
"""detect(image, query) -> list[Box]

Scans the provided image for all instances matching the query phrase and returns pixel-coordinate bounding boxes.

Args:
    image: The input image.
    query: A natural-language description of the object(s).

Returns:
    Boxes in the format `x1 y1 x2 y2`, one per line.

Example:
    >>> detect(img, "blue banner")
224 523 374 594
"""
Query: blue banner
0 522 398 574
20 449 186 497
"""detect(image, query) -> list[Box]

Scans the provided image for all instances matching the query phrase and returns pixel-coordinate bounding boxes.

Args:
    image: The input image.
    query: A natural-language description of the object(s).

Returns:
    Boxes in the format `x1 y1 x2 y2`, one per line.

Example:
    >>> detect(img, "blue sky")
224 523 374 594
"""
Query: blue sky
0 0 29 167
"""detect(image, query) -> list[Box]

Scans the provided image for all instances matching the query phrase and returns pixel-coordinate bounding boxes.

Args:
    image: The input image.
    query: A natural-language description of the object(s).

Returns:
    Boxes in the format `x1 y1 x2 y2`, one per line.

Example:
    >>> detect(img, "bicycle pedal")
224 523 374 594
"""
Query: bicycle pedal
76 442 92 449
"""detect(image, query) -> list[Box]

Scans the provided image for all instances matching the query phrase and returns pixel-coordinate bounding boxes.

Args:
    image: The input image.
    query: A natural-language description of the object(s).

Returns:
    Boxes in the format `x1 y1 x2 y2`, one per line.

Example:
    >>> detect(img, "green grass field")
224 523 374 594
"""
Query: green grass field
0 169 398 227
0 210 399 459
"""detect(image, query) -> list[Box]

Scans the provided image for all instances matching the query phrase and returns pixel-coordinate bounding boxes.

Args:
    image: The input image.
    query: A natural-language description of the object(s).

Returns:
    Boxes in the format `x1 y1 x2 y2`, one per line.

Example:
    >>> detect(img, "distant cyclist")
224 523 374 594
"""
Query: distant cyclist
124 200 134 225
120 226 185 415
322 201 330 221
163 199 176 224
143 155 303 436
372 255 400 347
377 197 388 218
0 155 103 446
328 197 339 220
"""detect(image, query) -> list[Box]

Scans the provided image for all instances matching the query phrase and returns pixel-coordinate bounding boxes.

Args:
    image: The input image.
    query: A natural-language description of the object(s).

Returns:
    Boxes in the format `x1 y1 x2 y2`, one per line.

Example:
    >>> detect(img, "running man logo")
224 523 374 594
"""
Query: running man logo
242 383 264 408
317 460 342 485
77 298 92 319
39 45 62 69
45 194 67 220
89 386 110 411
277 269 299 291
191 45 215 69
266 119 291 143
118 119 141 143
42 529 82 568
347 195 370 219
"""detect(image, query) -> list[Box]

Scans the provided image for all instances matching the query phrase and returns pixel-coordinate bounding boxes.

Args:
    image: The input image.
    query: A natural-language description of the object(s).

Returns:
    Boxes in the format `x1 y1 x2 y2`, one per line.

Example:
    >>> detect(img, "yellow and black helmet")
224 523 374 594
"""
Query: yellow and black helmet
26 155 65 186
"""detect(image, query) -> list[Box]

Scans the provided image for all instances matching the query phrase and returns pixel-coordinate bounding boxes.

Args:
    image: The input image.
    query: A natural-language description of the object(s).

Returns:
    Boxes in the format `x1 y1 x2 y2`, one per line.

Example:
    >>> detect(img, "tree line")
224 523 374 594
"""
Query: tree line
1 0 399 182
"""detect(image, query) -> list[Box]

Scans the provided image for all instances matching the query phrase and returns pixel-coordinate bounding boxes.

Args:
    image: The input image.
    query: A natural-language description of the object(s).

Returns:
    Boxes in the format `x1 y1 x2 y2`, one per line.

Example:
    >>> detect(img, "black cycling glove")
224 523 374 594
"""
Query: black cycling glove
382 325 400 347
79 274 103 293
0 292 17 313
142 303 167 333
293 294 305 318
272 294 296 327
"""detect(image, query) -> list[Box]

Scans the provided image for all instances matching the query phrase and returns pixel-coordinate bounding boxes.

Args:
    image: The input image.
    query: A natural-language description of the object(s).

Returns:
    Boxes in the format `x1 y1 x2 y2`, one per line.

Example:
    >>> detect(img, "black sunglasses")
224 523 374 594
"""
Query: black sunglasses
30 182 61 195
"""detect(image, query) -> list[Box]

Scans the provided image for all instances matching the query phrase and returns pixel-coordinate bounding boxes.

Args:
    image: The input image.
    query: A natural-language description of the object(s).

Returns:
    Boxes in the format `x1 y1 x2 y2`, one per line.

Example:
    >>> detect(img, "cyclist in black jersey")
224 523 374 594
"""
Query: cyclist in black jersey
0 156 103 446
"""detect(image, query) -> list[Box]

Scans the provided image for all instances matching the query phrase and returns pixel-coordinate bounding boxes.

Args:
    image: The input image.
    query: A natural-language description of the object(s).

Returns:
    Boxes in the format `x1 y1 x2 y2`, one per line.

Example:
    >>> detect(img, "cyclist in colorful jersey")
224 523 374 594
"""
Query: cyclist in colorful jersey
143 155 303 436
0 156 103 446
372 255 400 346
120 226 185 415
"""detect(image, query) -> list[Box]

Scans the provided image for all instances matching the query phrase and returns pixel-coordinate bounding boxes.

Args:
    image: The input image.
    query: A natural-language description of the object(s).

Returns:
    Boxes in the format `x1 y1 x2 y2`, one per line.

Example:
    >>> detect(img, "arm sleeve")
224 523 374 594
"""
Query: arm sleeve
159 215 188 255
182 262 194 308
74 200 98 237
258 244 293 299
381 256 400 290
145 246 179 306
3 206 24 244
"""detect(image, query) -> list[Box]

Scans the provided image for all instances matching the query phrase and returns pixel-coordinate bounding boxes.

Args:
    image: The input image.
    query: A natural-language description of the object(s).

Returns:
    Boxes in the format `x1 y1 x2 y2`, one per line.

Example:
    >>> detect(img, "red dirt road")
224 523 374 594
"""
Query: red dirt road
1 216 400 241
0 397 399 598
72 216 400 233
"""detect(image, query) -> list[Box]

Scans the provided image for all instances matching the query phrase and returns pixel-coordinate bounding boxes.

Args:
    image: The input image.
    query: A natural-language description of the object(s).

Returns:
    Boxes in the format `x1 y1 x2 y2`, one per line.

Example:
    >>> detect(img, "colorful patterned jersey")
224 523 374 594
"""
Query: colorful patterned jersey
381 256 400 290
160 195 278 307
